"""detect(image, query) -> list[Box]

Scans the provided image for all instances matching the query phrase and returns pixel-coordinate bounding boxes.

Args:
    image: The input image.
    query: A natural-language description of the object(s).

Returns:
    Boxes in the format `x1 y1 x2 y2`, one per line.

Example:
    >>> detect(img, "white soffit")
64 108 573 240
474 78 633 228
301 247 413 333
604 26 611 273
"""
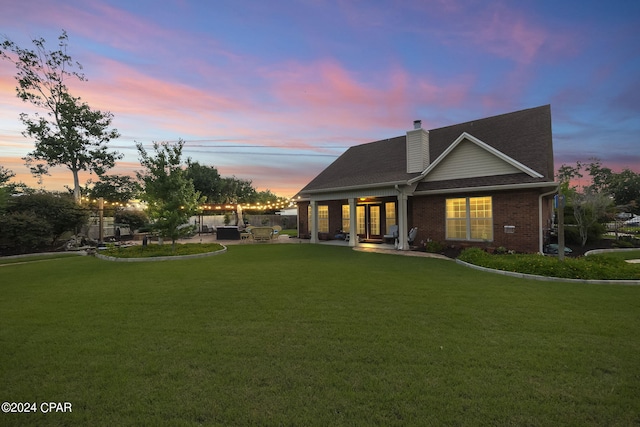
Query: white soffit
416 132 543 183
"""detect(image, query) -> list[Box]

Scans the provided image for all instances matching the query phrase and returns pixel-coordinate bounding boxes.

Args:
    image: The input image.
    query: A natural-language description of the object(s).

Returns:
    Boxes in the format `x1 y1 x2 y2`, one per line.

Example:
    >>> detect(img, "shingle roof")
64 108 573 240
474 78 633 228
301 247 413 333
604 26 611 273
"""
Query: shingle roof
299 136 420 192
299 105 554 194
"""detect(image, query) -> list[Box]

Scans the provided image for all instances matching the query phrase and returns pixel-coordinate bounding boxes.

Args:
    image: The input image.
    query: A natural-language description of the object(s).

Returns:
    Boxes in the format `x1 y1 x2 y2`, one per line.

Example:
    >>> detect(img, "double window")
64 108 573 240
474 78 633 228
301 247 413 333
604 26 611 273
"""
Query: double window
308 205 329 233
446 196 493 241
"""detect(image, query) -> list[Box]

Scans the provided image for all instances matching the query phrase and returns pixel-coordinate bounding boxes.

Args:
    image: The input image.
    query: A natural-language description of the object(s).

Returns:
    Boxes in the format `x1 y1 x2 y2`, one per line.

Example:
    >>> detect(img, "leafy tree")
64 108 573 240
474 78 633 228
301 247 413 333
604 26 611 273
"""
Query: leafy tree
8 192 88 243
609 168 640 214
115 209 148 232
184 160 223 203
88 174 141 204
254 189 279 204
221 176 256 203
558 159 640 215
1 30 121 203
0 166 15 214
0 211 52 254
2 192 88 252
0 165 15 186
185 160 284 206
556 162 583 195
585 158 613 194
571 188 612 247
136 139 204 249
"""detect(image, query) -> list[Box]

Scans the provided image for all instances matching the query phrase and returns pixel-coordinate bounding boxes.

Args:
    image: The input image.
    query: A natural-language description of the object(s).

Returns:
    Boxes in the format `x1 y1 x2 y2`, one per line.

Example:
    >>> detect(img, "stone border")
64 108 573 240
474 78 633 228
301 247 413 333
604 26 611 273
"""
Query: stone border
584 248 640 257
1 251 87 260
95 245 227 262
455 259 640 286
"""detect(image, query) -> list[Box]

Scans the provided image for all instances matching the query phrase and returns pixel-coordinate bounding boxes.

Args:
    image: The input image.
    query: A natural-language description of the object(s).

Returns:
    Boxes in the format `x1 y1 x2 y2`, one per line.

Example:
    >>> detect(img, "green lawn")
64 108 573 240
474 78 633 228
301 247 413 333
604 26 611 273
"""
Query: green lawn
1 245 639 426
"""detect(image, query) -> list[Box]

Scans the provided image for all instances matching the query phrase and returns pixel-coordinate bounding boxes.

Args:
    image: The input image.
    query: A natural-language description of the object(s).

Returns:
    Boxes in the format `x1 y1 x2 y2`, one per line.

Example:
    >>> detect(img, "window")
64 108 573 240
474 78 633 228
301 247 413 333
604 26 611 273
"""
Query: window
446 196 493 241
318 205 329 233
385 202 396 234
342 205 350 232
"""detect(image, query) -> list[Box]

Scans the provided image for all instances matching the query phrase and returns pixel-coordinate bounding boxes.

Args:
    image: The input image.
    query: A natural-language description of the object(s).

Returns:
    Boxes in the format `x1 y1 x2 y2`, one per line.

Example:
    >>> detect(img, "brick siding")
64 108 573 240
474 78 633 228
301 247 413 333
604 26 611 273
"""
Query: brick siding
411 189 550 253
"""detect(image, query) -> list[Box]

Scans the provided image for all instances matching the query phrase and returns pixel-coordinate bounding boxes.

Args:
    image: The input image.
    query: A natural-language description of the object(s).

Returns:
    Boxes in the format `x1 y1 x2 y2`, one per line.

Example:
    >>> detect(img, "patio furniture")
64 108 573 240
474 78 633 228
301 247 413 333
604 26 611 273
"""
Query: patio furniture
272 225 282 239
217 226 240 240
408 227 418 245
240 226 253 240
384 224 398 242
250 226 274 242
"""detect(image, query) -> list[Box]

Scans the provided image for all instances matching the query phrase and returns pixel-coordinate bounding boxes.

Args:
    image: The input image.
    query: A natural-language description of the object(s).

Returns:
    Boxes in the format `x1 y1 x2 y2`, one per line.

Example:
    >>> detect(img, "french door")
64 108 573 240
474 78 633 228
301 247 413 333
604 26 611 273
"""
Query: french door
356 204 381 240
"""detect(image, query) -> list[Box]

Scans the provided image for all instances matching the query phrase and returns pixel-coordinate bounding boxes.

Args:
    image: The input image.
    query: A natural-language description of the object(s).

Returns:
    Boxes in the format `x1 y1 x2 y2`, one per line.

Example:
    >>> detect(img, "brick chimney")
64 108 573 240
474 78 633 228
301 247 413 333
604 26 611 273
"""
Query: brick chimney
406 119 429 173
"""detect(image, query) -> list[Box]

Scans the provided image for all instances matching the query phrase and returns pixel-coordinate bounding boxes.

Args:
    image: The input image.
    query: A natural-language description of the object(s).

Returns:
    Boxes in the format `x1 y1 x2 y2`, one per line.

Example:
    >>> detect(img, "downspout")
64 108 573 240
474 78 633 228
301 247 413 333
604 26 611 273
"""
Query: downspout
539 185 559 254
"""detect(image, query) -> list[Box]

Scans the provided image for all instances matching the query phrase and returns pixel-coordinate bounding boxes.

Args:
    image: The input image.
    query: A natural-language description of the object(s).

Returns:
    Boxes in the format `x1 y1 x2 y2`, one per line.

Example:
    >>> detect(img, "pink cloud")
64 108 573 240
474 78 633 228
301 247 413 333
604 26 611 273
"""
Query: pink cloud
265 58 473 133
401 2 576 65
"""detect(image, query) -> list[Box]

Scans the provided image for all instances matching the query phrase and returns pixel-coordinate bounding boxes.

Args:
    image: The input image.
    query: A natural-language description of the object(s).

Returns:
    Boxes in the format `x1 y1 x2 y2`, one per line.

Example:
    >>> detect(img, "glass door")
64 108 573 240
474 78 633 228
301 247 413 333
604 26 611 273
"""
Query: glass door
356 204 382 240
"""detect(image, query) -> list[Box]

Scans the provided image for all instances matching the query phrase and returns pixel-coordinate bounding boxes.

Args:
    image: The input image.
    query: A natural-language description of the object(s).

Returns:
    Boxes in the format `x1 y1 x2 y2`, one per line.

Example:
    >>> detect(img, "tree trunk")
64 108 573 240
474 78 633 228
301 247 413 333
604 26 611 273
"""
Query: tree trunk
72 168 81 204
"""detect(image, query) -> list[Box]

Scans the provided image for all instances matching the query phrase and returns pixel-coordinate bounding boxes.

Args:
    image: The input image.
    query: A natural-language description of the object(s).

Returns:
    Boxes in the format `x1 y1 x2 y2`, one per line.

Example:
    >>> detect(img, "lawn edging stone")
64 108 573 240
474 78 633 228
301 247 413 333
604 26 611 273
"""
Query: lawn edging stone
584 248 640 256
1 251 87 260
455 259 640 286
95 245 227 262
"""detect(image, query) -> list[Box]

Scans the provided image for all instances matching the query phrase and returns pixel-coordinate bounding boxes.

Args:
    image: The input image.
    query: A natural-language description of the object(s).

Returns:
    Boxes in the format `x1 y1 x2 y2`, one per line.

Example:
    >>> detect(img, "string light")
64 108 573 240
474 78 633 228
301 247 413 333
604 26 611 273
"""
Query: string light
79 196 296 211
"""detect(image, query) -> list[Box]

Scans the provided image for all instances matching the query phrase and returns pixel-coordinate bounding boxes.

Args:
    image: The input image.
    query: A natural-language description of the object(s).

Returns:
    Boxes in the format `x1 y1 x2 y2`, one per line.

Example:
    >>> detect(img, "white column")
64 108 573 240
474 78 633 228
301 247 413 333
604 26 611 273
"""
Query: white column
349 198 358 247
310 200 318 243
397 192 409 250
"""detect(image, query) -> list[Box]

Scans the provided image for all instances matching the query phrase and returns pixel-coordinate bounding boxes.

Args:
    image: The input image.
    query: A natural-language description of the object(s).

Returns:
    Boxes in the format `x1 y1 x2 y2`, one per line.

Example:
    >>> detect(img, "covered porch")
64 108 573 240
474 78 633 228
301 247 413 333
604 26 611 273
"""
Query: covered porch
298 186 414 251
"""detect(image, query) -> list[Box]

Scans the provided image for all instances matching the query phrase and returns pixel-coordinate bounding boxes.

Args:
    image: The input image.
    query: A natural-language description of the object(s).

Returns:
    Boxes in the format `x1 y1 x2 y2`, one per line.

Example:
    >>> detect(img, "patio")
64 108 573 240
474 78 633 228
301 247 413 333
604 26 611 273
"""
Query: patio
176 232 451 259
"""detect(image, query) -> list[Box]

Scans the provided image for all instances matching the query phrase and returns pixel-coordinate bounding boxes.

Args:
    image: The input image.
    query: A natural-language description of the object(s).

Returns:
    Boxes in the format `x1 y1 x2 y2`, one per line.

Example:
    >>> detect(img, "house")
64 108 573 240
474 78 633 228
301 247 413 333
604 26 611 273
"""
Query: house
295 105 558 253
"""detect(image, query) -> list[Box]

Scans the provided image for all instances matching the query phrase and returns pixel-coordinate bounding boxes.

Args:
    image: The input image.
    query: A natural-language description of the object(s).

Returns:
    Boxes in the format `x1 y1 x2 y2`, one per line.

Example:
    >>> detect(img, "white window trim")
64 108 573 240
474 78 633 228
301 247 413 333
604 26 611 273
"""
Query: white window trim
446 196 493 242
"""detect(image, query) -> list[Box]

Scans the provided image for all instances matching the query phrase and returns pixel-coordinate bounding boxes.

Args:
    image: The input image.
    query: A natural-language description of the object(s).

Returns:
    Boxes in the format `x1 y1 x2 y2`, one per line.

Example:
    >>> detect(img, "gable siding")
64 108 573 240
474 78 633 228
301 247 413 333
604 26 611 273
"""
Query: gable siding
424 139 521 182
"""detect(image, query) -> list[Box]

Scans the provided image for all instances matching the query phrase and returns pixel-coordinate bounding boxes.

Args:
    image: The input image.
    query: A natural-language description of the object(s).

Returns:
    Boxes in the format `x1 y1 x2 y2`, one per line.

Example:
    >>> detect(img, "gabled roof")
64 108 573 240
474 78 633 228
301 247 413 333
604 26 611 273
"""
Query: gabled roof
299 136 420 193
299 105 554 195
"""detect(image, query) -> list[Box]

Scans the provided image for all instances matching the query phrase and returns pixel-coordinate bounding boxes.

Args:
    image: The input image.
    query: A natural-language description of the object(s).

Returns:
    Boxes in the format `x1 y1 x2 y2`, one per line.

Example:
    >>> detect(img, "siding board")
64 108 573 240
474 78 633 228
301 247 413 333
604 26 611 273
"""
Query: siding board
424 140 521 182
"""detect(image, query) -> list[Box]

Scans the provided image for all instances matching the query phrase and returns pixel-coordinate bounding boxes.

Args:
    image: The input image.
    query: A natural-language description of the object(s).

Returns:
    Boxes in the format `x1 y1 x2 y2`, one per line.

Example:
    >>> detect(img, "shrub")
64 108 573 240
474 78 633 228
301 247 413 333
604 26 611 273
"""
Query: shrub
0 211 52 254
7 193 87 243
101 243 223 258
458 248 640 280
1 192 88 253
424 240 444 253
115 209 148 231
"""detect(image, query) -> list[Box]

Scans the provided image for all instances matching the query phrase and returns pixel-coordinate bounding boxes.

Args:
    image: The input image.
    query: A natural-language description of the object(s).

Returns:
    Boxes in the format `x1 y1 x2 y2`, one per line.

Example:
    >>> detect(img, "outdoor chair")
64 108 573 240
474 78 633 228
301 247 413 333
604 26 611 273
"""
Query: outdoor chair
240 226 253 241
384 224 398 242
272 225 282 239
250 226 273 242
408 227 418 245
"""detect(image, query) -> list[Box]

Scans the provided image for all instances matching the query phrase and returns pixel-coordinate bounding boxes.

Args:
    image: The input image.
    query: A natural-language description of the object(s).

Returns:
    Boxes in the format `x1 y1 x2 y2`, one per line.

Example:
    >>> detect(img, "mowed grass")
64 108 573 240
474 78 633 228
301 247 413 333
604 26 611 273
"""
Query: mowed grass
1 245 639 426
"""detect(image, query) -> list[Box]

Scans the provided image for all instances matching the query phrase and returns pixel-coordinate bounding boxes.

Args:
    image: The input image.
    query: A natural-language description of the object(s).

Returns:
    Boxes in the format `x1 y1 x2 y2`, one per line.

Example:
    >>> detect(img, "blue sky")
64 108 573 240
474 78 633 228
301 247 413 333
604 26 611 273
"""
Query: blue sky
1 0 638 197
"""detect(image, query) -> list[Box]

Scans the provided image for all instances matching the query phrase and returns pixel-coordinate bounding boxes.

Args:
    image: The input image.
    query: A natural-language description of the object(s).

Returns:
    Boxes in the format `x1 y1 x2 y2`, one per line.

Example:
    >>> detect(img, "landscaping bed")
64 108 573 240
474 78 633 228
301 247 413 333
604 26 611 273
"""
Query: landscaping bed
99 243 224 259
458 247 640 280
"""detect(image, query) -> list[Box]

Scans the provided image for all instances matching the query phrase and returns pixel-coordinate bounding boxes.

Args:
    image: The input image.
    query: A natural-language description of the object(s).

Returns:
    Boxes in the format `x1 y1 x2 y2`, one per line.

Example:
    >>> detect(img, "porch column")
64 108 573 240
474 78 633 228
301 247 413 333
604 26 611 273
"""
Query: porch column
397 192 409 250
310 200 318 244
348 197 358 247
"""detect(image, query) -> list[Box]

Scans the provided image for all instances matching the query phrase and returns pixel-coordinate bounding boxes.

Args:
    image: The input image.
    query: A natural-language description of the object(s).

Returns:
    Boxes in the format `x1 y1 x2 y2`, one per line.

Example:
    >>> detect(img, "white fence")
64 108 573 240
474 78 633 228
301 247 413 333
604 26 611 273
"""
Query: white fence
86 214 297 239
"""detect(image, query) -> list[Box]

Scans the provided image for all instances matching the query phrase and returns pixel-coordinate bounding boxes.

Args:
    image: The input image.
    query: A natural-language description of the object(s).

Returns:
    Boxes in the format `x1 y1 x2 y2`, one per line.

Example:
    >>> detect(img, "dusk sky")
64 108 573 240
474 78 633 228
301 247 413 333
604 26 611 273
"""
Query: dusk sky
1 0 639 198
